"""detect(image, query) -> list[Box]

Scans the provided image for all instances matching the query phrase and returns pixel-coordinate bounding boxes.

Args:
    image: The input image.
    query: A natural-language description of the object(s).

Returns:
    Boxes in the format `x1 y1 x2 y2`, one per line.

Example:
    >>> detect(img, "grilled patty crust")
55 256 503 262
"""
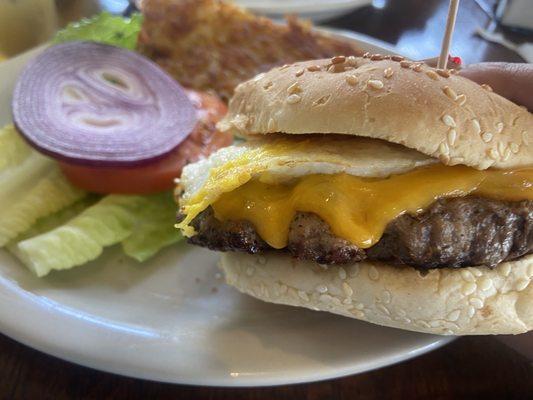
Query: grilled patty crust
185 196 533 269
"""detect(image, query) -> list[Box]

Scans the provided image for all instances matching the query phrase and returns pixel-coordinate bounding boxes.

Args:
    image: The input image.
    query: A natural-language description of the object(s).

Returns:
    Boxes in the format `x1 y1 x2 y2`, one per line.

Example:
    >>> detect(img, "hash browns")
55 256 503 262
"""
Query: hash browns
138 0 363 101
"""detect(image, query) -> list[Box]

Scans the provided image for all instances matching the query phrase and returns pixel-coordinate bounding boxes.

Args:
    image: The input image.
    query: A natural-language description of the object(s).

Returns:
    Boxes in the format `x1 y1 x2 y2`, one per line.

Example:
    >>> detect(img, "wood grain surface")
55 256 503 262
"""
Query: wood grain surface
0 0 532 399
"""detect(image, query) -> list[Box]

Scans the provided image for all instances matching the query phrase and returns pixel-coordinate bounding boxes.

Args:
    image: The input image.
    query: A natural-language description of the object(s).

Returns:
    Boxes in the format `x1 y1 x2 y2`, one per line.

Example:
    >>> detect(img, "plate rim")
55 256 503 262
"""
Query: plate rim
0 31 453 387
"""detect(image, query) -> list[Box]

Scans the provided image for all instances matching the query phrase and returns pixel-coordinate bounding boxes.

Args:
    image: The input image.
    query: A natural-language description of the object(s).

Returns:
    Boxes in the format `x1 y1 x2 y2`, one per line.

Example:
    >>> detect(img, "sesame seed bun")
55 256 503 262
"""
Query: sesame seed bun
219 252 533 335
218 56 533 170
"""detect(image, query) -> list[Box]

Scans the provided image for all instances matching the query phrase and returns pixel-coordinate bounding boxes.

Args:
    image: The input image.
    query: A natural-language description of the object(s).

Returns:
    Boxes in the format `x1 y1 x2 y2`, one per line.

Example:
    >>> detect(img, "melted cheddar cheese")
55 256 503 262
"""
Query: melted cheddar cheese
211 164 533 249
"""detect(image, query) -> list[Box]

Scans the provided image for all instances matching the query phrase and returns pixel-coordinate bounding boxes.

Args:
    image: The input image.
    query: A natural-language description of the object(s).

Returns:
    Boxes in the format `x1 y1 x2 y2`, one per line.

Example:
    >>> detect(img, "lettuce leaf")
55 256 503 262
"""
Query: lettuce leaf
122 192 183 262
54 12 142 50
11 195 149 277
0 125 86 246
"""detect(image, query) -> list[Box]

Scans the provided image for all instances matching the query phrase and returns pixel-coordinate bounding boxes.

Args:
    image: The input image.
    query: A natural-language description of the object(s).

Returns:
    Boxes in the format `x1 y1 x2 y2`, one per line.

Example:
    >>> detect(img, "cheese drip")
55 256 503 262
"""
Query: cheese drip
211 165 533 249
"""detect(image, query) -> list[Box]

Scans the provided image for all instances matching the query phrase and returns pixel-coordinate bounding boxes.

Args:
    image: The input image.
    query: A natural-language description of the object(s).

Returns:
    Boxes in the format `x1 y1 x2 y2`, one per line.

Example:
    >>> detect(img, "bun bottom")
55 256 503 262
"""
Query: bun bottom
219 252 532 335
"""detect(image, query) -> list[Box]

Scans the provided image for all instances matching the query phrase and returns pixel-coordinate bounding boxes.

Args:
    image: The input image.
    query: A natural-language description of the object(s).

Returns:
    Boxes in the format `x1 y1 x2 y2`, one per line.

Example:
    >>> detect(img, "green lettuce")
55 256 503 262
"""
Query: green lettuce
0 125 86 246
54 12 142 50
122 192 183 262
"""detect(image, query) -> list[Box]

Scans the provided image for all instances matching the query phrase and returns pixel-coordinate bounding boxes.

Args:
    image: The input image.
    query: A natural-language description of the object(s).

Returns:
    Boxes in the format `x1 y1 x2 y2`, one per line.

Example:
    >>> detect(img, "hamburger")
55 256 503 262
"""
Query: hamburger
176 55 533 335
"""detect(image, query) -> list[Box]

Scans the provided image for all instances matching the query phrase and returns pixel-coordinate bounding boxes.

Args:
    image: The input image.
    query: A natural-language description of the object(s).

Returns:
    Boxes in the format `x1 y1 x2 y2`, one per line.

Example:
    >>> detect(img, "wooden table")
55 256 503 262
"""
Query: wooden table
0 0 531 398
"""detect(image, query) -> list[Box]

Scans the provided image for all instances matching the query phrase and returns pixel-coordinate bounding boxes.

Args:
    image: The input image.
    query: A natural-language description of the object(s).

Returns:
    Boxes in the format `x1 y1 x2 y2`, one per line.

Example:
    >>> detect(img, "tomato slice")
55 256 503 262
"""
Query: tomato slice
59 90 232 195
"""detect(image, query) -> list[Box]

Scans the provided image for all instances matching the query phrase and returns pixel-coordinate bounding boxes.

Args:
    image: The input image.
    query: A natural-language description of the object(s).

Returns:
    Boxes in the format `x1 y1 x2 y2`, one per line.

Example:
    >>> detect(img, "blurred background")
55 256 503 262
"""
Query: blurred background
0 0 531 63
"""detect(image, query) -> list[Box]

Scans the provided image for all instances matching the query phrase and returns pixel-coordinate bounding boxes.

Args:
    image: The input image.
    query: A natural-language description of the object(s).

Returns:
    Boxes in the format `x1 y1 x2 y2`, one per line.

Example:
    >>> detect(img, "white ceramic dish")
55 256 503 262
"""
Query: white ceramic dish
0 32 452 387
235 0 372 22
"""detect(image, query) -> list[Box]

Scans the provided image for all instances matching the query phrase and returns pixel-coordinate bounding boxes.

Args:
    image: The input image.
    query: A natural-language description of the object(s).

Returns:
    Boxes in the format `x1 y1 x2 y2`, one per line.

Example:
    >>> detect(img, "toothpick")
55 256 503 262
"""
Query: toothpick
438 0 460 69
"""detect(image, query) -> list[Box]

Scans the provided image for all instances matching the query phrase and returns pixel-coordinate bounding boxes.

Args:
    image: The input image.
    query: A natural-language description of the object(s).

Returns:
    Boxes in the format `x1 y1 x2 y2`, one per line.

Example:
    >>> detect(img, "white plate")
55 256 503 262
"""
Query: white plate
0 33 452 387
235 0 372 22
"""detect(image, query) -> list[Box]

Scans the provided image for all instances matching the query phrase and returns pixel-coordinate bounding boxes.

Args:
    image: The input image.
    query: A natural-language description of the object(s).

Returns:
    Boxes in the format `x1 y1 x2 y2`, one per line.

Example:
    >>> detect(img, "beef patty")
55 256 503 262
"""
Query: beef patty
185 196 533 269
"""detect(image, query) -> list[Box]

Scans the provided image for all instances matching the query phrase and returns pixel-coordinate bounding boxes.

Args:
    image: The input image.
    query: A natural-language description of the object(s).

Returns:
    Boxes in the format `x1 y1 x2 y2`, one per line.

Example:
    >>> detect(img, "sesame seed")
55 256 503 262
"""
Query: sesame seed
443 86 457 100
370 53 384 60
263 81 273 90
397 316 412 324
481 83 493 91
368 266 380 281
450 156 464 165
426 70 439 80
351 309 365 318
482 132 493 143
376 304 390 316
510 142 520 153
343 298 352 305
346 55 357 64
345 74 359 86
516 279 529 291
436 69 450 78
319 294 333 303
444 329 454 335
448 129 457 146
279 64 290 70
447 310 461 322
461 282 477 295
331 55 346 64
439 141 450 155
411 63 423 72
496 122 504 133
442 114 456 127
498 141 506 157
267 118 276 131
429 320 442 328
368 79 384 89
307 65 321 72
469 297 483 309
499 263 511 277
338 267 347 280
295 69 304 77
287 82 302 94
472 119 481 134
391 55 405 61
362 52 370 58
354 302 365 310
315 284 328 294
456 94 467 106
488 148 499 160
467 306 476 318
383 67 394 78
438 154 451 164
471 268 482 277
252 72 266 82
287 94 301 104
342 282 354 297
479 277 493 291
298 290 309 301
502 147 511 161
381 290 392 304
521 131 529 146
415 320 430 329
461 270 475 283
400 61 412 68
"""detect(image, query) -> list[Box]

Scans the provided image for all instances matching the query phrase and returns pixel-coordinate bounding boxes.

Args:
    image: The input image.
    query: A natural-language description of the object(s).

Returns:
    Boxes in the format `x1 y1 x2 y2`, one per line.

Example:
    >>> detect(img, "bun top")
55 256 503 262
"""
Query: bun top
218 55 533 170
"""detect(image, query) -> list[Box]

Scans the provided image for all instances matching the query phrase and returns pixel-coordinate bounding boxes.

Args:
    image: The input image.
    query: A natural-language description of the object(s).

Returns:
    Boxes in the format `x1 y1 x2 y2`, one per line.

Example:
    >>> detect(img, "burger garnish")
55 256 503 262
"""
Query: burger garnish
175 56 533 335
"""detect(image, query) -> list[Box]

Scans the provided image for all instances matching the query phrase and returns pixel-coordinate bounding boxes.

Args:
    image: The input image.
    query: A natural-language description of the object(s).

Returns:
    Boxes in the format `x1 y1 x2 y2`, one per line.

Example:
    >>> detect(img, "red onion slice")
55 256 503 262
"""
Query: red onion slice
12 41 198 166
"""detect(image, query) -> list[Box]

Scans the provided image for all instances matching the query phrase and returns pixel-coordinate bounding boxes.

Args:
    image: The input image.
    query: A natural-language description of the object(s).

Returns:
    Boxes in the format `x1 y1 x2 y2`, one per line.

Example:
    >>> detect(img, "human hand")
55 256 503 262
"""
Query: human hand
459 62 533 111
